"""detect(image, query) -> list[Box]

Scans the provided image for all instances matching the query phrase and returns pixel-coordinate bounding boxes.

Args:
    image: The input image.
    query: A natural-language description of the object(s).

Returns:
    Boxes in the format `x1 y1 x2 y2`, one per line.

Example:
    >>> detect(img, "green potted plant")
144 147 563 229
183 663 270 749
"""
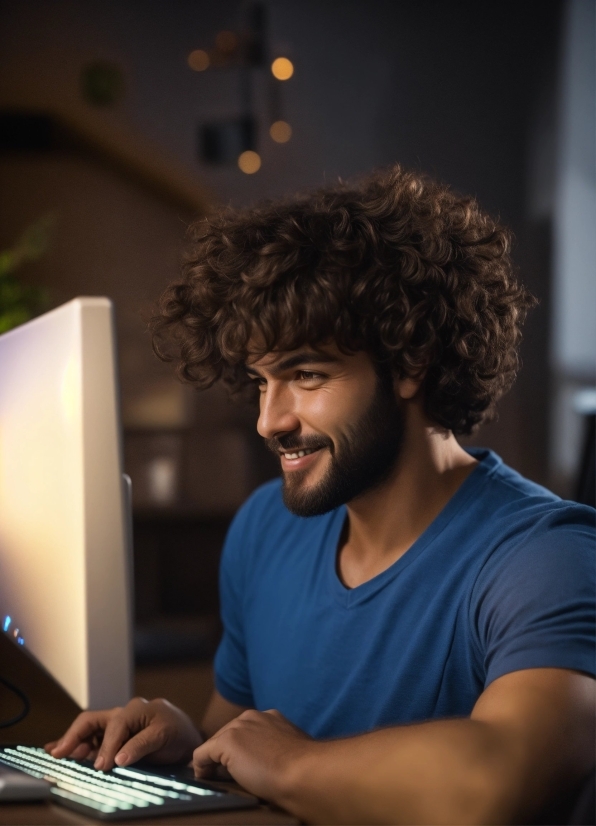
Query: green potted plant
0 214 54 333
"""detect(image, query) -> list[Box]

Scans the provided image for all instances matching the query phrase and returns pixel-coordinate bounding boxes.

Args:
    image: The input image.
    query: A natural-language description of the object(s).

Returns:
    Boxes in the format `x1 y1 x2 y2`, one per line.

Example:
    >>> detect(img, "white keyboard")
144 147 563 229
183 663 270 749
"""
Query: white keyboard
0 745 257 820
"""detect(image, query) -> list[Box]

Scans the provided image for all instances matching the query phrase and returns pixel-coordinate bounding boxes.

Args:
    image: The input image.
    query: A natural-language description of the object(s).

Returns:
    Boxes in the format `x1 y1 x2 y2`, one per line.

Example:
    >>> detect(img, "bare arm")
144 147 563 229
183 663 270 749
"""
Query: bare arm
192 668 596 825
201 689 249 739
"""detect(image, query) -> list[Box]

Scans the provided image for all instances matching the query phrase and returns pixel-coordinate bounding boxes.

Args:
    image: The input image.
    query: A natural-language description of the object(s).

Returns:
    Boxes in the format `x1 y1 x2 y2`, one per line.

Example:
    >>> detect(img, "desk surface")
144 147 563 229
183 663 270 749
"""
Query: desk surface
0 799 299 824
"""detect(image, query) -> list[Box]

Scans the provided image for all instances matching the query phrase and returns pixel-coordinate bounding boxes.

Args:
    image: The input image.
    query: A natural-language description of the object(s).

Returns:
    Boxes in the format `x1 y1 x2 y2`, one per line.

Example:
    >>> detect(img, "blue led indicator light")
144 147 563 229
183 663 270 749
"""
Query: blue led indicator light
2 616 11 632
17 637 24 646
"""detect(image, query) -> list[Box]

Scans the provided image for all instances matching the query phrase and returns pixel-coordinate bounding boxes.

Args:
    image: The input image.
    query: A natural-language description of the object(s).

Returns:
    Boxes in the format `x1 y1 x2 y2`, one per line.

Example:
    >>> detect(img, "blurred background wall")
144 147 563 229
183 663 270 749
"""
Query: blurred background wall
0 0 594 717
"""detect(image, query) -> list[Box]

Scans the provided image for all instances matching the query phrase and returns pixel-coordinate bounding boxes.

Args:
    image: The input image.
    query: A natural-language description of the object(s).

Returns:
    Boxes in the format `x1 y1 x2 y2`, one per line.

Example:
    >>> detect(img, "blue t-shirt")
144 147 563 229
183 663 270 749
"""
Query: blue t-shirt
214 449 595 738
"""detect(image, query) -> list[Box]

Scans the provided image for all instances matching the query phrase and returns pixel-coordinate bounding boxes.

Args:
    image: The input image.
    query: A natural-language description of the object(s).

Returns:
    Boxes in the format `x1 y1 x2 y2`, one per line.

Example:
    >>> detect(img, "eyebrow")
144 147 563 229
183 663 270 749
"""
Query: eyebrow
245 351 340 378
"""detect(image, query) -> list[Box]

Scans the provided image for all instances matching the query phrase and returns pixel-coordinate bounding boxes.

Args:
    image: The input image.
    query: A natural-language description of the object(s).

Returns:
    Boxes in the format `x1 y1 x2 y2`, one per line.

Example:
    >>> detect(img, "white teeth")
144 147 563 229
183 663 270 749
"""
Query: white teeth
283 448 316 460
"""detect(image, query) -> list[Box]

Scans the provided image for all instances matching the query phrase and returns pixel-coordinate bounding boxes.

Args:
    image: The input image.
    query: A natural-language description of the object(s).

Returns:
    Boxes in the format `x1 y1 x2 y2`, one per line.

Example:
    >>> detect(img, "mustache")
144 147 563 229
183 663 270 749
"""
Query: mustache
265 434 333 455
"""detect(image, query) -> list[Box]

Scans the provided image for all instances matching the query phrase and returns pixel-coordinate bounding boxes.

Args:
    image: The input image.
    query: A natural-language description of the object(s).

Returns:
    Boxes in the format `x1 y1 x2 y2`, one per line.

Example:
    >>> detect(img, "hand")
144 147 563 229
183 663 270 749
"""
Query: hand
192 709 315 803
45 697 203 772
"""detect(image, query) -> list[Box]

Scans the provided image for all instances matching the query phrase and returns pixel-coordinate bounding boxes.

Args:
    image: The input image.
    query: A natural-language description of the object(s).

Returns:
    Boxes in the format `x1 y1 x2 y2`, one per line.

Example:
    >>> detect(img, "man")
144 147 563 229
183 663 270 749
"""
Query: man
48 166 595 824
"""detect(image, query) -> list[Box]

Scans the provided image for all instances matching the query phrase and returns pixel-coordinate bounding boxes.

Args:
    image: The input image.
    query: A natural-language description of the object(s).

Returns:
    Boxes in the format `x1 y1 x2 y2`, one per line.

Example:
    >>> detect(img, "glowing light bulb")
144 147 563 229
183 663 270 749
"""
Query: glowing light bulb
238 151 261 174
188 50 210 71
269 121 292 143
271 57 294 80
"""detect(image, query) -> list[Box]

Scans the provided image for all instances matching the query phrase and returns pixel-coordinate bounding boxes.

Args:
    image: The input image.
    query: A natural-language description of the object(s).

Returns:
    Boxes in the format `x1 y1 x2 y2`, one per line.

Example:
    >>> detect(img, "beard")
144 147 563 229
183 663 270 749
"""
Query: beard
265 374 405 517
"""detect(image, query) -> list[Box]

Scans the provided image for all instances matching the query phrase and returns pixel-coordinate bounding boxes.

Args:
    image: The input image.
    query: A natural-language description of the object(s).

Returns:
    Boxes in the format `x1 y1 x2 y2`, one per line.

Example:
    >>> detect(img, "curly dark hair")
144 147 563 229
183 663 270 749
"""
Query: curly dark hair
151 165 536 435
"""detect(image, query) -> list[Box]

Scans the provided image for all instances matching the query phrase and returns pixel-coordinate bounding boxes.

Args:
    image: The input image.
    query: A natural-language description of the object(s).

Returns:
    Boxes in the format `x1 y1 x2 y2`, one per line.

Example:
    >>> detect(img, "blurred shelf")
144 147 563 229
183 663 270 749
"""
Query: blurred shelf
134 615 221 666
132 512 231 622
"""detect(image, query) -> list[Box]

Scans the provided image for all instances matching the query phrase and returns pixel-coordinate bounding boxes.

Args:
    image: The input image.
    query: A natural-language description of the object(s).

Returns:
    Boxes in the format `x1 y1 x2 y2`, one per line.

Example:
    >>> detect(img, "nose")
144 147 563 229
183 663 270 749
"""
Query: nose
256 382 300 440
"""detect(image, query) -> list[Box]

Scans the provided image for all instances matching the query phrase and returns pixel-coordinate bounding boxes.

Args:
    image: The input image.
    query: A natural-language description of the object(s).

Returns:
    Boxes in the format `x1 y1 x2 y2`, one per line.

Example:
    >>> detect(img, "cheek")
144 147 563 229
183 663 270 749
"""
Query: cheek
291 388 333 433
294 385 374 435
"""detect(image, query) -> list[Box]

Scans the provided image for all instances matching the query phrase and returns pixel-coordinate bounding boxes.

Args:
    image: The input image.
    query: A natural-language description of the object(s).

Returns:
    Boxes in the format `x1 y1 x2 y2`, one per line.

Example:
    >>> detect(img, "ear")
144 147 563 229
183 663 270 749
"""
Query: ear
394 375 422 400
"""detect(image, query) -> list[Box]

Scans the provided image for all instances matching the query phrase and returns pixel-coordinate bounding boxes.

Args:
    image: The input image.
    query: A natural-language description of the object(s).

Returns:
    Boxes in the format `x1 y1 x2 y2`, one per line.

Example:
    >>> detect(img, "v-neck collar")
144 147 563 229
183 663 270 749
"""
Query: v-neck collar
326 448 501 608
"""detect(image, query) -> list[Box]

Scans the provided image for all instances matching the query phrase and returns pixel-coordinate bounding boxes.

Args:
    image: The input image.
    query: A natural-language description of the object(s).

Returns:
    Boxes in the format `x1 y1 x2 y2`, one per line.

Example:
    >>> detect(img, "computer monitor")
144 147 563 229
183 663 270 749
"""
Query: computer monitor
0 297 133 710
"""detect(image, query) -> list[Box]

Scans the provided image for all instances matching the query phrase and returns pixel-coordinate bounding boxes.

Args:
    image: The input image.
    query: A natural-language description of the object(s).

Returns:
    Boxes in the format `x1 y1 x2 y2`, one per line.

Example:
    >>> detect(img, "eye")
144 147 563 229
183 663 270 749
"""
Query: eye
296 370 324 383
248 375 267 390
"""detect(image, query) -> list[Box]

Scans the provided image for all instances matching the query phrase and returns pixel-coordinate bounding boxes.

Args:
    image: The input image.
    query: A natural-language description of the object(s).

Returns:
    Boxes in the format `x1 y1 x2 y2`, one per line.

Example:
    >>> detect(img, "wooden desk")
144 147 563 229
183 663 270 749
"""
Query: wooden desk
0 800 298 825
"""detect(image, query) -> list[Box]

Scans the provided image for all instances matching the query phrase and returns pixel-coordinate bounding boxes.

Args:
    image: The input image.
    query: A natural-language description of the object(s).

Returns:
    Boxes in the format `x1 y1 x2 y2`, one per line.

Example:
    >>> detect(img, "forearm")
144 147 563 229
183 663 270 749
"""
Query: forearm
193 672 594 823
276 719 524 825
200 690 250 739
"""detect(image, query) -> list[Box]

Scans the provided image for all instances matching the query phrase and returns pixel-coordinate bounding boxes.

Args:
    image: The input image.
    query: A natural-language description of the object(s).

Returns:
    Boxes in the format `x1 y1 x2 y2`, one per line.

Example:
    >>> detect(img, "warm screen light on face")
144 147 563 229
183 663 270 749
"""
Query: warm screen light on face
261 356 405 517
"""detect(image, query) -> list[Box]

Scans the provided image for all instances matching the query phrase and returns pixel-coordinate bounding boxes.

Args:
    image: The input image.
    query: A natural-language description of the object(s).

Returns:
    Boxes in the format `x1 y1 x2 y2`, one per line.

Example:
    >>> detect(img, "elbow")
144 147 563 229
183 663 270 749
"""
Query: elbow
452 776 528 826
426 766 524 825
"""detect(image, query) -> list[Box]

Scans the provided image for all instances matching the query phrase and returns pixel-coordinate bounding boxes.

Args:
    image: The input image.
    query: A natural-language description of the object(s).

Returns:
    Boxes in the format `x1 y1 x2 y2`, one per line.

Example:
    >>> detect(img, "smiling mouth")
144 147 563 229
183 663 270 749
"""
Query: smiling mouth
280 447 321 460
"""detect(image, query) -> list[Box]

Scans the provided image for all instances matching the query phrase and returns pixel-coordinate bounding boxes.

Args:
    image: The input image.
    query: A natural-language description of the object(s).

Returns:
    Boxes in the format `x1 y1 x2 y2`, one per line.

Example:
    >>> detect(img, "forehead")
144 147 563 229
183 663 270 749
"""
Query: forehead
245 343 373 376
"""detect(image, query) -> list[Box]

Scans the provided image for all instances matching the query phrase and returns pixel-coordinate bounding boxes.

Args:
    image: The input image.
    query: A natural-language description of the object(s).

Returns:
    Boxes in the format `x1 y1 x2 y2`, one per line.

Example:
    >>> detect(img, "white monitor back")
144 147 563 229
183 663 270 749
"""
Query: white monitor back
0 297 132 709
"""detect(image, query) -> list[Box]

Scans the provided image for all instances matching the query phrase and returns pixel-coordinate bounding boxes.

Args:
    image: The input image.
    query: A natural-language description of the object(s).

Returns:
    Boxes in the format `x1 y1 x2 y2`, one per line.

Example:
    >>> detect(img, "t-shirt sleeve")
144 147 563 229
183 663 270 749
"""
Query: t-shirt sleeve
213 500 256 708
472 507 596 687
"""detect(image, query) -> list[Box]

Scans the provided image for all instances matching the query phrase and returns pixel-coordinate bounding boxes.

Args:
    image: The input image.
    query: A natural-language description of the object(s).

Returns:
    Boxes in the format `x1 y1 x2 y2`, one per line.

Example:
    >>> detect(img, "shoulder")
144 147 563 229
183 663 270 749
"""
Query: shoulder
236 477 284 516
466 449 595 605
218 480 283 591
467 448 595 544
223 478 284 550
229 477 296 535
469 457 595 626
475 500 595 588
464 454 595 681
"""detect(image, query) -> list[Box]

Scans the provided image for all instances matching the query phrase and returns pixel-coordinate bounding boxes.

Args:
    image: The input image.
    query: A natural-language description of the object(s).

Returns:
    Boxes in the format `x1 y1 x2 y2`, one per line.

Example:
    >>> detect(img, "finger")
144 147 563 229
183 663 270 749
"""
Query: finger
69 742 94 761
193 761 219 779
192 736 226 778
94 716 133 771
49 712 109 758
112 724 168 768
214 765 234 781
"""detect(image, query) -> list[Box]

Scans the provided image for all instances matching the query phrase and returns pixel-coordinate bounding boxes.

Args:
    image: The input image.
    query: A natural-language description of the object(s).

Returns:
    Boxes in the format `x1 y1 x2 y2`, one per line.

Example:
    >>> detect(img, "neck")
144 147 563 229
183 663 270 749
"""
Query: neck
338 400 477 588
